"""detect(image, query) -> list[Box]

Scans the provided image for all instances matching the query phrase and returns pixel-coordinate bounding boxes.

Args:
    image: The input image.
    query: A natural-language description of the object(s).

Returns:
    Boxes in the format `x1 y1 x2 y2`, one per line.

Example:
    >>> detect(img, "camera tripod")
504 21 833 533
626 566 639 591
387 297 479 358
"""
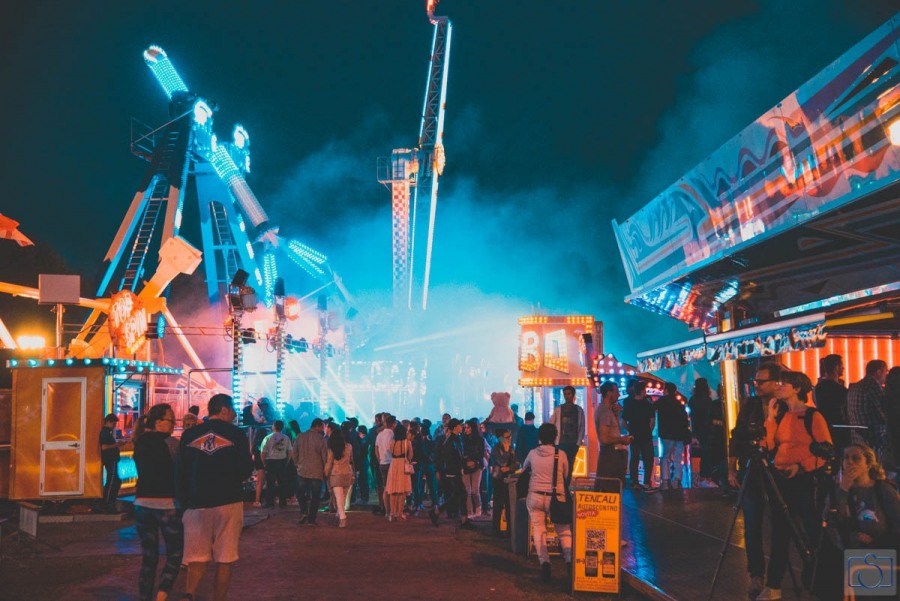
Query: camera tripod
707 449 815 601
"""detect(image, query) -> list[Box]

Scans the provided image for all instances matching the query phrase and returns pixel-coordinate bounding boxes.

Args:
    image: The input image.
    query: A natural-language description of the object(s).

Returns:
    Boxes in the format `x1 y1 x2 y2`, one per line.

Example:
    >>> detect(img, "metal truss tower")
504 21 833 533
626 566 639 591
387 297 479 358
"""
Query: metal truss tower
379 1 452 310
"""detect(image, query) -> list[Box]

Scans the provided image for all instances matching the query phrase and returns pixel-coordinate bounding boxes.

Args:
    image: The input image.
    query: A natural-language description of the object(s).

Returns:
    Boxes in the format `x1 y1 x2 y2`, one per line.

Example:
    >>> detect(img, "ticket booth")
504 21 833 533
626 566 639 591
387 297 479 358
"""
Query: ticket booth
4 358 180 500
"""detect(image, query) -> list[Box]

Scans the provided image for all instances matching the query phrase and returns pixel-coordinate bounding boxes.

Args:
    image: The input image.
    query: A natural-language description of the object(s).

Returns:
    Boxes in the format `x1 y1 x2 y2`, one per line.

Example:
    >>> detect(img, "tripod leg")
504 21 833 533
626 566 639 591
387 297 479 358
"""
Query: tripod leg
707 460 754 601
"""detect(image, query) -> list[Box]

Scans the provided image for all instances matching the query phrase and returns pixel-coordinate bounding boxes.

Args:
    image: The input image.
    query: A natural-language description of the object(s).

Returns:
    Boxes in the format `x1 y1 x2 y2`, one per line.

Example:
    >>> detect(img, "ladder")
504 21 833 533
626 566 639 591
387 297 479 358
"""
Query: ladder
119 130 181 292
210 200 240 287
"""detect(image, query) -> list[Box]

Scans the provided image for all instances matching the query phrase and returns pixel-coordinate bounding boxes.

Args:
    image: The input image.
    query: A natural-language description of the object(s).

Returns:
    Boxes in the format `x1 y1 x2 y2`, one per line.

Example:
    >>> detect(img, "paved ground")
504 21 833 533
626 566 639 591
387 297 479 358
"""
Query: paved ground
0 487 833 601
0 503 646 601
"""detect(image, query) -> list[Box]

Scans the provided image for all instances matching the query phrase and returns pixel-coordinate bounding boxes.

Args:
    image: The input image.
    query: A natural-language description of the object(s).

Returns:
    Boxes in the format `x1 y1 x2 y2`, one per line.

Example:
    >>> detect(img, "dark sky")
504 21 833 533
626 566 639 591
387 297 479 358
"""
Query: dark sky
1 1 896 373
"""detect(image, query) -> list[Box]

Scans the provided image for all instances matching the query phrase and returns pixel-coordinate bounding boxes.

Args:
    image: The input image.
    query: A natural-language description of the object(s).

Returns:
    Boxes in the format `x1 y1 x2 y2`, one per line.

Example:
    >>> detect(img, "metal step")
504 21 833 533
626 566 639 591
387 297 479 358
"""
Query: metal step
118 131 183 292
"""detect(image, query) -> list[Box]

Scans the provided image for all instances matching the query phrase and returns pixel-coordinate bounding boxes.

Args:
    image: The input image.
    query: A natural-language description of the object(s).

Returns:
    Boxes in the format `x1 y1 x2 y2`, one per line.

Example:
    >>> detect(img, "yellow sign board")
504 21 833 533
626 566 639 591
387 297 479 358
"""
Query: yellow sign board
572 489 621 593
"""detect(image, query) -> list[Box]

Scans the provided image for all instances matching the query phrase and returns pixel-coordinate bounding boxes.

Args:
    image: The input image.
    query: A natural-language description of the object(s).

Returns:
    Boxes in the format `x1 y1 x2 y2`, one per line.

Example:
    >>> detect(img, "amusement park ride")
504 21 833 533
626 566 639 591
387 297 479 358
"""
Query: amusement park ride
379 0 452 311
71 43 358 412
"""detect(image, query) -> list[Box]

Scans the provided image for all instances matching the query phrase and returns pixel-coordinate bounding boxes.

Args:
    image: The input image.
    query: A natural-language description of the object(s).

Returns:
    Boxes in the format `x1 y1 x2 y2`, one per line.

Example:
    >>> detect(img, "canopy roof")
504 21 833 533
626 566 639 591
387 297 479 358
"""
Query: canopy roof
613 15 900 332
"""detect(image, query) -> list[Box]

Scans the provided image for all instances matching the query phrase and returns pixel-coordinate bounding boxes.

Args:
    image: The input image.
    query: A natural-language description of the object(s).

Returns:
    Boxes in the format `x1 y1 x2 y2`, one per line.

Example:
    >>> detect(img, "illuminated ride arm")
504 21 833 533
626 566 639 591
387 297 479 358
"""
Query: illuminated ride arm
416 1 452 310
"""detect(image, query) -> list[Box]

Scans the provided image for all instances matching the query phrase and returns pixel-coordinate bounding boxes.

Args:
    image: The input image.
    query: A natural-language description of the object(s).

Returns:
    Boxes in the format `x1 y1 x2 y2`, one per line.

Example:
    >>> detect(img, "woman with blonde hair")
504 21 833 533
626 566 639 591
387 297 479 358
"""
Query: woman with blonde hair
829 442 899 548
815 442 900 597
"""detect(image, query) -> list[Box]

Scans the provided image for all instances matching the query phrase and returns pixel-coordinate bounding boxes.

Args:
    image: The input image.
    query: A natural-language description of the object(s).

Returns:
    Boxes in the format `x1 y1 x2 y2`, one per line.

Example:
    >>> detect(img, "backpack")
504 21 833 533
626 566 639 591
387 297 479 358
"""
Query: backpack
774 406 819 437
774 407 835 471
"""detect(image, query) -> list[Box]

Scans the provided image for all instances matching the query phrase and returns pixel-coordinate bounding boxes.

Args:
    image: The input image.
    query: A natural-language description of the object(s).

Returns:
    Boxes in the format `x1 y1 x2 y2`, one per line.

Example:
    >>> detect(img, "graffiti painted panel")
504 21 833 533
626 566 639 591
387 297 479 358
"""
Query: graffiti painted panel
615 17 900 297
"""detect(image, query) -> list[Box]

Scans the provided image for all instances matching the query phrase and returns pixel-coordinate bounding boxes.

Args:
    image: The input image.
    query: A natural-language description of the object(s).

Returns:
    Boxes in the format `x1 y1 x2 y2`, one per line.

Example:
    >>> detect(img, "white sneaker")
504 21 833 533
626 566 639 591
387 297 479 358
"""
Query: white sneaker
755 586 781 600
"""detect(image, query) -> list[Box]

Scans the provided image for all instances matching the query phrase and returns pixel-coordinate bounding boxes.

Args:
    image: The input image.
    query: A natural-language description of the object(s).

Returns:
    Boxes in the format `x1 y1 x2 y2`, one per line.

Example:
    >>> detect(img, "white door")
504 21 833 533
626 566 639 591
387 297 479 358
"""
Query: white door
40 378 87 496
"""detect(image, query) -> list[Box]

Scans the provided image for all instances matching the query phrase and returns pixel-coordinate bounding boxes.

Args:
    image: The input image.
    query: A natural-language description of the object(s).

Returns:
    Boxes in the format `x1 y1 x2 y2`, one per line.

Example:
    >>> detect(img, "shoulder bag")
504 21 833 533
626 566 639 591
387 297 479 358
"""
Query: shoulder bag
403 441 415 475
549 448 573 524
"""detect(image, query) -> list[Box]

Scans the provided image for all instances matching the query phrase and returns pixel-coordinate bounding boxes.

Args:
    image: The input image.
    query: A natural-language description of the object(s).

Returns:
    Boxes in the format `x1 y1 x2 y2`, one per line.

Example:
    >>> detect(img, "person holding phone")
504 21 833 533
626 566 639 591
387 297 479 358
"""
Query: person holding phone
594 382 632 491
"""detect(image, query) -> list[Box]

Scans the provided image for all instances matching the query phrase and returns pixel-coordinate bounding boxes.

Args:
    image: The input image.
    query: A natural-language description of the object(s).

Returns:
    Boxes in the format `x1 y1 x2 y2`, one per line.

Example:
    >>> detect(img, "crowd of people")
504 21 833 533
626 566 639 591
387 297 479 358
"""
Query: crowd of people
118 354 900 601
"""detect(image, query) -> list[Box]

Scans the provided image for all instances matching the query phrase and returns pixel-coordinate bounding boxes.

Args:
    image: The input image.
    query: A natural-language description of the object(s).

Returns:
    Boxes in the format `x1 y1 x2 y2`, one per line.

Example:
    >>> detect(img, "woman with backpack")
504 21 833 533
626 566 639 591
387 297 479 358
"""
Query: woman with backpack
756 370 833 601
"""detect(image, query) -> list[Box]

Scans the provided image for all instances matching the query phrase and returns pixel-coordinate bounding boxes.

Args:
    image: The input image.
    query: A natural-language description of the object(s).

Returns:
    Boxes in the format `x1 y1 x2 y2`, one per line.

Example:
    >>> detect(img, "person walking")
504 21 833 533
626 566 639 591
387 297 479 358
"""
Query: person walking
176 394 252 601
430 419 474 529
133 403 182 601
515 411 539 465
385 423 413 521
521 423 573 582
292 418 328 526
462 418 487 518
260 420 292 509
656 382 691 490
325 427 354 527
549 385 586 481
489 428 518 536
688 378 714 485
375 414 396 515
622 380 657 490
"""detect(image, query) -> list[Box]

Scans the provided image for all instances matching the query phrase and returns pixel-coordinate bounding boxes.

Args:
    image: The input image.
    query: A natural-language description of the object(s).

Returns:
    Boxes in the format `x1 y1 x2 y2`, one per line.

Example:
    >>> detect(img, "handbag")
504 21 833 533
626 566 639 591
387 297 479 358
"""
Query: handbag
549 448 573 524
402 441 415 474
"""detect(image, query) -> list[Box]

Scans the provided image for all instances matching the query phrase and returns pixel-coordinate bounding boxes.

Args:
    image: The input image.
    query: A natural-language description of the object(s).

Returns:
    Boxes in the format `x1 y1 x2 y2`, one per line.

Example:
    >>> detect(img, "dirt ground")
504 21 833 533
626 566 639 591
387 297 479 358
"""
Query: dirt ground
0 504 646 601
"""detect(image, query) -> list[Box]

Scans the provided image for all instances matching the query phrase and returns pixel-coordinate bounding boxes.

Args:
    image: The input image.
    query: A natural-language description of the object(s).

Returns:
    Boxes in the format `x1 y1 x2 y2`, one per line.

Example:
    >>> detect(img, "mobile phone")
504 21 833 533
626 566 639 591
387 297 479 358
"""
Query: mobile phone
602 552 616 578
585 550 598 577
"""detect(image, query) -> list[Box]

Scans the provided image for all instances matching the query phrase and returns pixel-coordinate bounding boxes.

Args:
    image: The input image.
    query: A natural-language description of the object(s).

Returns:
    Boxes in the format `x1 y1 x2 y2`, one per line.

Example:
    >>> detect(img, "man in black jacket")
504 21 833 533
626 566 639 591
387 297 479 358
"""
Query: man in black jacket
622 380 657 491
177 394 252 601
727 362 783 598
430 419 474 529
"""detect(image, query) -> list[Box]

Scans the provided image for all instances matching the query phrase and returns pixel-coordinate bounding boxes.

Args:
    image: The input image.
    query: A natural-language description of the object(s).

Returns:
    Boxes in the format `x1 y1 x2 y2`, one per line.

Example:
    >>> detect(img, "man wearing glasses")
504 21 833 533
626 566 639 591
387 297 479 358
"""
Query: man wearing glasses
728 362 783 598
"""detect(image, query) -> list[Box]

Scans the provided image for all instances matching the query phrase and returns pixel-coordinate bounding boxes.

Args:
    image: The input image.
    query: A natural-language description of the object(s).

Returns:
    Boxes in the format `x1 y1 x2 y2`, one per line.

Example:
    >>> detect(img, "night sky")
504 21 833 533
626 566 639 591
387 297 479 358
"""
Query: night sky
1 1 896 399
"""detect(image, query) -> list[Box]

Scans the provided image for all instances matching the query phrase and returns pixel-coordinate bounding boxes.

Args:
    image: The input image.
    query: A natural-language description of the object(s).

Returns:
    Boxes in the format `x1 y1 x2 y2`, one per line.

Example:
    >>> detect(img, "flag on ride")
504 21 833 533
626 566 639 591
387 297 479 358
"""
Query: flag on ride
0 213 34 246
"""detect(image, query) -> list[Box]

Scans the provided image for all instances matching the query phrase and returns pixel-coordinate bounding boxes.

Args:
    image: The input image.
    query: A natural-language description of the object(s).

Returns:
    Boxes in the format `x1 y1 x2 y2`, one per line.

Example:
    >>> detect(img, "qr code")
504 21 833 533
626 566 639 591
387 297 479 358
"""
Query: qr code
586 528 606 551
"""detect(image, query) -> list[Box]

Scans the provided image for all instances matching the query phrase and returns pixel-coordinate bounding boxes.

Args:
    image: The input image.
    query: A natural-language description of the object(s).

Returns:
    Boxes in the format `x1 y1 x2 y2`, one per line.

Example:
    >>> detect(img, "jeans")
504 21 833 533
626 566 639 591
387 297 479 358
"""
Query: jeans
296 477 323 523
264 458 288 507
332 486 347 520
595 447 627 490
355 460 370 503
766 472 820 589
526 492 572 564
462 469 483 515
558 442 579 481
629 437 655 487
436 475 466 519
737 464 766 578
492 477 510 532
660 439 684 484
134 505 183 601
103 460 121 505
377 463 390 512
418 463 437 507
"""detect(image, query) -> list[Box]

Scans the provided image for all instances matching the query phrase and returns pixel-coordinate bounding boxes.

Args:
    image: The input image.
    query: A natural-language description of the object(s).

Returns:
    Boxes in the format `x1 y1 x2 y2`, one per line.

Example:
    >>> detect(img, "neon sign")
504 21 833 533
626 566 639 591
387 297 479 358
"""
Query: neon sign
108 291 148 355
518 316 601 386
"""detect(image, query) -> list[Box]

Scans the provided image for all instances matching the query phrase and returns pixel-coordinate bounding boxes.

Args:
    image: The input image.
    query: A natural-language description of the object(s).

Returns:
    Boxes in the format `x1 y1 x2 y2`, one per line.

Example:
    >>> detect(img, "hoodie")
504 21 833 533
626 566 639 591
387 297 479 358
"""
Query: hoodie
522 444 568 495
